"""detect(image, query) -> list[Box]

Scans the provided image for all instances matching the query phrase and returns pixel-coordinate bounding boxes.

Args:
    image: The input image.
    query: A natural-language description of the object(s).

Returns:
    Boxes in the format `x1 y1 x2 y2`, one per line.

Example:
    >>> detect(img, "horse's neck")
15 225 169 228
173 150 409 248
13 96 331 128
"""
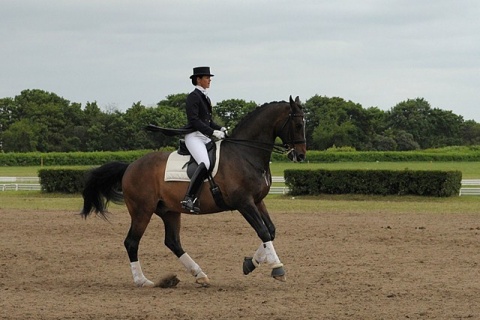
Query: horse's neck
226 104 288 171
231 104 287 142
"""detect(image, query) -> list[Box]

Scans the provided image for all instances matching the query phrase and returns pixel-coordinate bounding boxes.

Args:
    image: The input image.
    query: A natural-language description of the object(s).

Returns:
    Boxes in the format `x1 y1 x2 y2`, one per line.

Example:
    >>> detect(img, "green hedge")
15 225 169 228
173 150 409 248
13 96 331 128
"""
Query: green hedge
40 167 462 196
38 169 87 193
0 150 152 166
271 150 480 162
284 169 462 197
2 146 480 166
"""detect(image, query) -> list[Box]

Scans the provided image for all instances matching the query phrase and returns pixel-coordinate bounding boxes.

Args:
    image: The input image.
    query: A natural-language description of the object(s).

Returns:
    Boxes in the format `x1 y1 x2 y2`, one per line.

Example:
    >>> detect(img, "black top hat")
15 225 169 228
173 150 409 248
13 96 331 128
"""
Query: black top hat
190 66 214 79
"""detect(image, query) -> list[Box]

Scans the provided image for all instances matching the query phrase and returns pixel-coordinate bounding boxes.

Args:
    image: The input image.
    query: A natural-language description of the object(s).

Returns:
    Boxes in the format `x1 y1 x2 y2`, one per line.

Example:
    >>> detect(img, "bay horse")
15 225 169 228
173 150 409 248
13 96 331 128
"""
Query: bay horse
80 96 306 287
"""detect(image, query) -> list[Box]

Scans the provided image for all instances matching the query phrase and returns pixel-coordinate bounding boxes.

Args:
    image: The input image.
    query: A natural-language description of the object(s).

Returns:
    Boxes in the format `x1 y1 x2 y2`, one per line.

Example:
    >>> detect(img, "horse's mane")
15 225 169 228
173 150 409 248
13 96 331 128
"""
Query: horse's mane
231 101 287 135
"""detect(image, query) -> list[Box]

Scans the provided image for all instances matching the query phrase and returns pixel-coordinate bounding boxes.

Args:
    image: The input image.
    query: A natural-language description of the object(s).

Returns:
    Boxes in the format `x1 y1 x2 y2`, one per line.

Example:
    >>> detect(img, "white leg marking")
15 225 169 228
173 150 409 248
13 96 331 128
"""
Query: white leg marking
130 261 154 287
179 253 207 280
251 241 283 268
252 243 266 266
263 241 283 269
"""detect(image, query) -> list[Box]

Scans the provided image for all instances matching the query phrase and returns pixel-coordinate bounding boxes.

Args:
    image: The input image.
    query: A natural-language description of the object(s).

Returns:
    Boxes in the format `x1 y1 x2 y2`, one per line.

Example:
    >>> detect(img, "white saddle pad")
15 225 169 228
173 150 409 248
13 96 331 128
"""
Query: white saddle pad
164 141 221 182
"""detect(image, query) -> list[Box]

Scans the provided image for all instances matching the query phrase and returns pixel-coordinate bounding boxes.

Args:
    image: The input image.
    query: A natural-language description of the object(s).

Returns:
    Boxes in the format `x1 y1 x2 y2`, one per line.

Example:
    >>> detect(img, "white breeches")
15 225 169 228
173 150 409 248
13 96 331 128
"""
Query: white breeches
185 131 212 170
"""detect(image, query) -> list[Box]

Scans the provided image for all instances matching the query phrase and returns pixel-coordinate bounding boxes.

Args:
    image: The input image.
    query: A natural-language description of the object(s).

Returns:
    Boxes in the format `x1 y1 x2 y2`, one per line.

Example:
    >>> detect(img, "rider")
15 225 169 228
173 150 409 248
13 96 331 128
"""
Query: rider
181 66 227 213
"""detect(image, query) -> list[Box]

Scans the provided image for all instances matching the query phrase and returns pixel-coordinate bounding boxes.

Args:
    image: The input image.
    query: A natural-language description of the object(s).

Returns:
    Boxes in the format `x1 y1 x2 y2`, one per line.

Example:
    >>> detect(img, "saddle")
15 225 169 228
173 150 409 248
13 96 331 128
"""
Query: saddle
177 140 217 178
165 140 230 211
165 140 220 182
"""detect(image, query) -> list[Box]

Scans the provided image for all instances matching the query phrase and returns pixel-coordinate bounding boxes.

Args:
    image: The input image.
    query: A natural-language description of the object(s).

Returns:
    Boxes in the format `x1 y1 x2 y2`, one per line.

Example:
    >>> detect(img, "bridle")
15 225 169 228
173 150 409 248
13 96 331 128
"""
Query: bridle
277 111 306 149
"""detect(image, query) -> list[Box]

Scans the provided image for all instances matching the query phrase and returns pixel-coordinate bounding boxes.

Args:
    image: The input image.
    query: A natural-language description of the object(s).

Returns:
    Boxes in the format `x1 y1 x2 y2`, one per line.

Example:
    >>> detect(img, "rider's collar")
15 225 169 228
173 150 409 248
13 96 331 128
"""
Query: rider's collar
195 86 208 96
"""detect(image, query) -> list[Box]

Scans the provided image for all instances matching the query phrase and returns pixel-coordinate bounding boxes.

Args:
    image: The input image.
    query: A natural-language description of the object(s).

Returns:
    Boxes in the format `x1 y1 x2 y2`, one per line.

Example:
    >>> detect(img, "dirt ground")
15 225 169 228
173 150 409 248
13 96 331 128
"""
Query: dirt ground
1 206 480 320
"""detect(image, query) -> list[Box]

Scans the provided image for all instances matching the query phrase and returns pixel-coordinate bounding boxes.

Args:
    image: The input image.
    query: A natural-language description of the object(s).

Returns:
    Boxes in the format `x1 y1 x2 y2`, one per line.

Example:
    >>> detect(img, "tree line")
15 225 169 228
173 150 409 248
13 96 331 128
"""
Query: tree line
0 89 479 153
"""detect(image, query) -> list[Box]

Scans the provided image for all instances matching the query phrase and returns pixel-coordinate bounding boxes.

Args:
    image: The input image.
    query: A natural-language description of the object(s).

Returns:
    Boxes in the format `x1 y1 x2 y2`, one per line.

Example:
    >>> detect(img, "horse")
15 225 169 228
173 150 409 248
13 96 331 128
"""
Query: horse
80 95 307 287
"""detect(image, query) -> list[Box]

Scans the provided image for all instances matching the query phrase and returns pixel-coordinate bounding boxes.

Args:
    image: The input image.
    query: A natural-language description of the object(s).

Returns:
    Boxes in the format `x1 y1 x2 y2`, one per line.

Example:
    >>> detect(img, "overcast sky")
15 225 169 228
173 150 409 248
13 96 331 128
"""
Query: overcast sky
2 0 479 121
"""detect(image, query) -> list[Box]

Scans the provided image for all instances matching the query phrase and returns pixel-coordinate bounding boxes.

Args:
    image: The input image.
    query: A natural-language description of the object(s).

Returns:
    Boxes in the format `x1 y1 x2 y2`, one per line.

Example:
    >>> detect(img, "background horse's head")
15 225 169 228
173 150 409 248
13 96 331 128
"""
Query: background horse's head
279 96 307 162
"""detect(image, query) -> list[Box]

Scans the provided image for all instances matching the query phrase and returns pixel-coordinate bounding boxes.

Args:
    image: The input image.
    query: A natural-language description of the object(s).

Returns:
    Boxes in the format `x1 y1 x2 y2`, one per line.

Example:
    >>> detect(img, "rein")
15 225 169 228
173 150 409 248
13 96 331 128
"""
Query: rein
223 137 287 154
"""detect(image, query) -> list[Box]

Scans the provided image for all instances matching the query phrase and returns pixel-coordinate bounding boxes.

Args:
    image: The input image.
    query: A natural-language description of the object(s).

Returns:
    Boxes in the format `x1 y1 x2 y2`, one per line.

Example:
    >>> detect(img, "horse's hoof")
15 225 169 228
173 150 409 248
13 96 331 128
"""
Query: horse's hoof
137 279 155 287
195 276 210 287
243 257 256 275
271 266 286 282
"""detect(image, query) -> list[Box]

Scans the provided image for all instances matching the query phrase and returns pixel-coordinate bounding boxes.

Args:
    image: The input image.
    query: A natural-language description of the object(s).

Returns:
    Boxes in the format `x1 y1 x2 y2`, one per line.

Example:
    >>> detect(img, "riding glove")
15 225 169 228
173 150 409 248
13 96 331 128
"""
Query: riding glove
212 130 225 140
220 127 228 136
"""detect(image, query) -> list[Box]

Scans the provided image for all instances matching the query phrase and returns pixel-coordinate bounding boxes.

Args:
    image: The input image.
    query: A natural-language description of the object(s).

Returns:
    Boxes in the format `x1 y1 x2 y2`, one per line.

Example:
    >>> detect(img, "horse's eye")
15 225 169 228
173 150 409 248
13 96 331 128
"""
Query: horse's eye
296 123 303 130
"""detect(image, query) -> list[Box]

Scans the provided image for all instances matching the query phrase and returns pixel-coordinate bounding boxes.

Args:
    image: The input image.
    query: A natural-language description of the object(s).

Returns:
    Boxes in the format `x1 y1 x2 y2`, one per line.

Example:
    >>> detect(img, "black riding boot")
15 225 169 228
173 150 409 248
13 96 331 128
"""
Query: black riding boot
181 162 208 213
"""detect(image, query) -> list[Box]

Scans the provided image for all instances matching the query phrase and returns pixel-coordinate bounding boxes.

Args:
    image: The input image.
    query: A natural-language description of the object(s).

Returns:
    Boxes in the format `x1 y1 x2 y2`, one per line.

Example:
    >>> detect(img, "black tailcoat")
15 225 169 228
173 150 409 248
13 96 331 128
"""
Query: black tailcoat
184 89 222 137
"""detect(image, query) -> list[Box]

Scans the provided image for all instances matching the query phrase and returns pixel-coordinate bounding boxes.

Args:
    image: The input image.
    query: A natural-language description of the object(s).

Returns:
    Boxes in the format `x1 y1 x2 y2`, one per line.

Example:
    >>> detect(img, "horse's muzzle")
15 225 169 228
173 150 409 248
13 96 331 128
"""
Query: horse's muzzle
287 149 306 162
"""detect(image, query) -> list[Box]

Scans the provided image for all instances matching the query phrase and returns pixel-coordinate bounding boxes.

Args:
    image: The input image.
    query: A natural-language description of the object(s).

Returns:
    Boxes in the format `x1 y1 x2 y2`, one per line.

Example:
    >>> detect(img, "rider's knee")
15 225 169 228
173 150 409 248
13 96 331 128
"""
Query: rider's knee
202 160 211 171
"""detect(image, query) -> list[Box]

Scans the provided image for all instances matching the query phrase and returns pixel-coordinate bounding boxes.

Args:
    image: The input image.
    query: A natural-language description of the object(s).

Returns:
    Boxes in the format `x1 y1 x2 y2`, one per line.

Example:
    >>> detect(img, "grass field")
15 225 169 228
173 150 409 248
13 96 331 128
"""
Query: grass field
268 161 480 178
1 190 479 212
1 161 480 178
0 165 91 177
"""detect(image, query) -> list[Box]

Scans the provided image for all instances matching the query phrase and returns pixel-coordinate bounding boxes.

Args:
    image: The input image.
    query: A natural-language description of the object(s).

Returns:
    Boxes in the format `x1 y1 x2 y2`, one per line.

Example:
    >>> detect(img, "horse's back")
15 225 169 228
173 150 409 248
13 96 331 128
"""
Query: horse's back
122 151 171 199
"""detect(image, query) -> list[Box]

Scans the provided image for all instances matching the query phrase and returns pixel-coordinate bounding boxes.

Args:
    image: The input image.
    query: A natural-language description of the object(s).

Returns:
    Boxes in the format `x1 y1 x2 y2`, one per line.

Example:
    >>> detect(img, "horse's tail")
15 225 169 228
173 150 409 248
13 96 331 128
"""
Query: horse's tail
80 161 130 219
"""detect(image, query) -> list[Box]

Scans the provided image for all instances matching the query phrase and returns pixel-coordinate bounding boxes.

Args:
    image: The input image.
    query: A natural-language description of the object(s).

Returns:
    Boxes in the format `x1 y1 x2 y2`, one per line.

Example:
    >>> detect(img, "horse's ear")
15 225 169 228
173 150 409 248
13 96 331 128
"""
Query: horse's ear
290 96 302 109
289 95 296 111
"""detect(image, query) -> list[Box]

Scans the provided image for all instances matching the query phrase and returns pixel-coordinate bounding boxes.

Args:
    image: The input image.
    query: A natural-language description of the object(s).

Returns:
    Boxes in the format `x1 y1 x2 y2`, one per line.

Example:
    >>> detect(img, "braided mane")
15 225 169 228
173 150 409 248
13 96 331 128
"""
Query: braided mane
231 101 287 135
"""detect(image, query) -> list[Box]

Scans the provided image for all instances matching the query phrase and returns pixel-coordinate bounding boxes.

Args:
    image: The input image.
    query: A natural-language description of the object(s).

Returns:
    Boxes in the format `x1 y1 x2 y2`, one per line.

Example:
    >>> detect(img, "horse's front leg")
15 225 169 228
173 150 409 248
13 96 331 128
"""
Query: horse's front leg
239 201 286 281
243 242 286 281
159 210 210 286
257 200 276 240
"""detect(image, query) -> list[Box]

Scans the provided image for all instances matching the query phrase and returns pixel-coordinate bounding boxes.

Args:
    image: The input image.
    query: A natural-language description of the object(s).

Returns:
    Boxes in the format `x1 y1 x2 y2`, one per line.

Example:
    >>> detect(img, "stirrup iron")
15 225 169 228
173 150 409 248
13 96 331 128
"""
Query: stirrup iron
181 197 200 213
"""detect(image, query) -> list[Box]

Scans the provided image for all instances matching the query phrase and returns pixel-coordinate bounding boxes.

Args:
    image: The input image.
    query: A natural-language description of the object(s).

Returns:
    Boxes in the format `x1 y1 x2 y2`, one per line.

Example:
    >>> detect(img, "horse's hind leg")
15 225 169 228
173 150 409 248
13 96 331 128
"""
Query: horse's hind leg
159 210 210 286
124 212 154 287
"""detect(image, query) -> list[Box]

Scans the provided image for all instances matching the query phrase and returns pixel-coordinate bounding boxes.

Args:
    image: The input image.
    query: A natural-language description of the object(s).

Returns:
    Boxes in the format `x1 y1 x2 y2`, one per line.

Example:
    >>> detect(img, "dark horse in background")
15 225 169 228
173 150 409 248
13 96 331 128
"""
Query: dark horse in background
81 96 306 287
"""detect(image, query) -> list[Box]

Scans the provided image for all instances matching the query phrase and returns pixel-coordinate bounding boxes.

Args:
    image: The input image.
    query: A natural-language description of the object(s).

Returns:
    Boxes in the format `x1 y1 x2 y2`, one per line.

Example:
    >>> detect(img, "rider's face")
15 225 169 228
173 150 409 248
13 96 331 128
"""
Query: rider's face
197 76 211 89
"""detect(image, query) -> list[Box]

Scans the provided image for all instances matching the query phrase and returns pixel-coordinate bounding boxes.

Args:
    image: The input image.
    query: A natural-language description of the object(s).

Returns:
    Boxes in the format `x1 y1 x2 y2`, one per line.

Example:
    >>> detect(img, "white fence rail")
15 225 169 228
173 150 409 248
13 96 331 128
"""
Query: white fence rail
459 179 480 196
0 177 39 183
1 177 479 195
0 177 41 191
0 183 41 191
